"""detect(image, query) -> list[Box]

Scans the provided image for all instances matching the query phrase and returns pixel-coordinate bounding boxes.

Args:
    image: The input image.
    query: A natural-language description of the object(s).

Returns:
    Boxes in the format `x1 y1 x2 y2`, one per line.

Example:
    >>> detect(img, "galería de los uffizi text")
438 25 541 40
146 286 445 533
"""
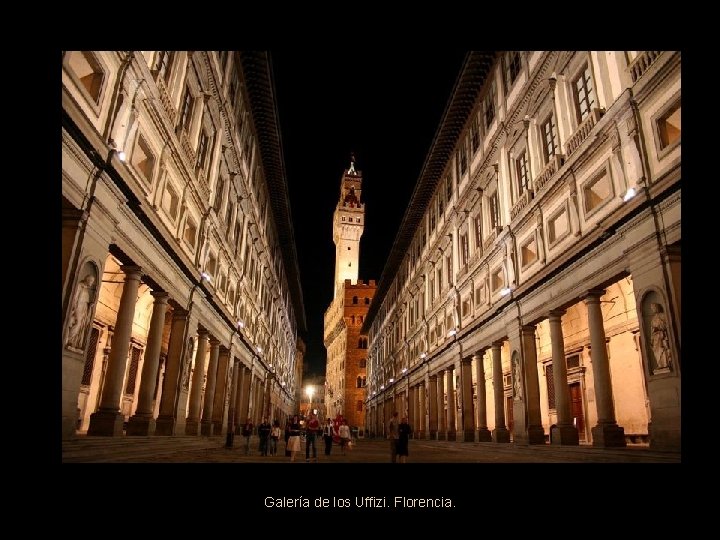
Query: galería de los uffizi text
264 496 454 509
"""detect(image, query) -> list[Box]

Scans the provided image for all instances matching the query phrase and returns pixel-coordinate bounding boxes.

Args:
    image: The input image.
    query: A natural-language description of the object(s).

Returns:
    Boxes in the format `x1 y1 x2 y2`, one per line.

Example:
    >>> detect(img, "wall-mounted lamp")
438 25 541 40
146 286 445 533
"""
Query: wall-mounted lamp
401 368 407 374
447 328 457 337
237 320 245 329
256 346 262 353
389 378 395 383
420 352 427 360
201 272 211 282
622 186 637 202
109 139 126 162
500 287 512 296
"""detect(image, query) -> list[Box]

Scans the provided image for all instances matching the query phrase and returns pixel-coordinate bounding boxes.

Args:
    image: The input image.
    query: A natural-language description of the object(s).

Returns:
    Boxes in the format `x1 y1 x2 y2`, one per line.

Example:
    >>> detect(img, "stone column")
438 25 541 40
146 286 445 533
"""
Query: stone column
234 366 246 434
226 359 240 436
461 358 475 441
88 265 142 436
474 352 492 441
212 349 231 435
549 310 579 445
185 329 209 435
127 291 169 435
585 290 626 447
491 342 510 443
200 337 220 436
154 306 190 435
418 381 426 439
521 325 545 444
436 372 446 440
412 385 420 438
428 375 438 439
446 366 456 441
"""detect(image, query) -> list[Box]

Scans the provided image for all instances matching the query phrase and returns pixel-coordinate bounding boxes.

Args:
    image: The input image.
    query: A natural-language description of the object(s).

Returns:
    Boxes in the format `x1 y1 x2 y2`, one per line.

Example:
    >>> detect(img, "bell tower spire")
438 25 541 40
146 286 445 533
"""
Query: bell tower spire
332 154 364 298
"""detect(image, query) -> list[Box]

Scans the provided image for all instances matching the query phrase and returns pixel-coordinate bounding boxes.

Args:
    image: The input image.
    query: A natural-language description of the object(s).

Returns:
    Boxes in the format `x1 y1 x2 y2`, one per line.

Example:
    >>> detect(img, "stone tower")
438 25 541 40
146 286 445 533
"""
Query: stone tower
332 155 364 298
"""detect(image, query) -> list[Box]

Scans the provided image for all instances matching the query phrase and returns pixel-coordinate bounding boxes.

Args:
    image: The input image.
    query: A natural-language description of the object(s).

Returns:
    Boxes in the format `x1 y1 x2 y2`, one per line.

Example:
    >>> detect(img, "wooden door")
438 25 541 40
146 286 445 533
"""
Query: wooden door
569 382 585 441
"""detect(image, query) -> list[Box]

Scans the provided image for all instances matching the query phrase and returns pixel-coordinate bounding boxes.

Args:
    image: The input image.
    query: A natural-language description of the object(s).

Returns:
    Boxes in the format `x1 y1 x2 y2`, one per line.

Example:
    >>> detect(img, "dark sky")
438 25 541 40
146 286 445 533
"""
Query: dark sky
271 50 467 377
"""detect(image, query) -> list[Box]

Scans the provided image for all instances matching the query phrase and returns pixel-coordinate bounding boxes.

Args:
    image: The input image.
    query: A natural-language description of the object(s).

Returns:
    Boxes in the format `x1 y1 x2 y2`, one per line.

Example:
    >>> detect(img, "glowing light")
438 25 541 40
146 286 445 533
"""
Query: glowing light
401 368 407 373
448 328 457 337
623 187 637 202
200 272 211 282
117 150 126 162
256 346 262 353
237 320 244 328
389 378 395 383
420 352 427 360
500 287 512 296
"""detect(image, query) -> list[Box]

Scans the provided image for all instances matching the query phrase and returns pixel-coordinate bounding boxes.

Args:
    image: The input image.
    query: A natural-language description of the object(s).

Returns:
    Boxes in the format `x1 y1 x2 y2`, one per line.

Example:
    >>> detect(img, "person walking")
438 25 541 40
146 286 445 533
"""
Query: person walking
287 415 302 461
241 418 254 455
258 417 271 456
338 419 351 456
322 417 334 456
397 416 412 463
387 411 399 463
269 420 281 456
305 412 320 462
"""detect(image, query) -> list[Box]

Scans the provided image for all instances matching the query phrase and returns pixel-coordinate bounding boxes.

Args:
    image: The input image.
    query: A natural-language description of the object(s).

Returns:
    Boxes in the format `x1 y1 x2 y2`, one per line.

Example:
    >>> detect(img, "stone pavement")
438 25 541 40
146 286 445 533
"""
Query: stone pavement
62 435 680 463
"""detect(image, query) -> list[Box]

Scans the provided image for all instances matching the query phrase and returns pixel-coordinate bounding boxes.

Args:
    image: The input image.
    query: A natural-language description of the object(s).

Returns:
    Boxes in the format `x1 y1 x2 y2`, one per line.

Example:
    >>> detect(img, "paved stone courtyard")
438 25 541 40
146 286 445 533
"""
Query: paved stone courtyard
62 435 680 463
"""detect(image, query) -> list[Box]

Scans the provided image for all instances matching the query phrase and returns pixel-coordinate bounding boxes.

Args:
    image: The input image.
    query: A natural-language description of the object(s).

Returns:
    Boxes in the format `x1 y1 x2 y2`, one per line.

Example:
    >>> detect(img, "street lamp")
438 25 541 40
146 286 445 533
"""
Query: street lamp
306 385 315 416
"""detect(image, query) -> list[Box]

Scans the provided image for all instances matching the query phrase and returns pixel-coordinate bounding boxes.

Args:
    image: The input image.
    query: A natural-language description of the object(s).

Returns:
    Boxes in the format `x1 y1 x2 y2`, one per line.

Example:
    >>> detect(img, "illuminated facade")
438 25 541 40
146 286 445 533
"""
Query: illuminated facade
323 162 376 432
363 51 680 450
62 51 306 439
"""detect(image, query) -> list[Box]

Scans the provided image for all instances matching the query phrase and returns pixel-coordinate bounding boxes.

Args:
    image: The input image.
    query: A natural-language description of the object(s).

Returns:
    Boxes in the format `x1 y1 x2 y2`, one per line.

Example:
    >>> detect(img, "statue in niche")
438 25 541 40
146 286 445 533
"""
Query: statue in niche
649 303 672 372
512 355 523 401
65 274 97 351
181 337 194 390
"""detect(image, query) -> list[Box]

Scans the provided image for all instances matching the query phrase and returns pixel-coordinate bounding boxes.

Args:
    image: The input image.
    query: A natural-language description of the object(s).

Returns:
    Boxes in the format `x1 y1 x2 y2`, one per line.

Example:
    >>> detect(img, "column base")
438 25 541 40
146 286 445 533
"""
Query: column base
154 415 177 436
462 429 475 442
477 428 492 442
551 424 579 445
126 414 155 436
417 430 425 439
437 431 447 441
527 425 546 445
592 423 626 447
87 410 125 437
429 430 438 440
447 430 457 441
185 419 200 436
201 421 214 437
492 427 511 443
212 421 224 436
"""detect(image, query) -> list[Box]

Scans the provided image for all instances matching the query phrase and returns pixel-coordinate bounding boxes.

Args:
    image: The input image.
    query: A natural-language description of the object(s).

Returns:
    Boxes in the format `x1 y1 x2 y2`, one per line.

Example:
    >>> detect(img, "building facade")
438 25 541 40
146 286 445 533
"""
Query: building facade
324 162 376 432
363 51 680 450
62 51 306 439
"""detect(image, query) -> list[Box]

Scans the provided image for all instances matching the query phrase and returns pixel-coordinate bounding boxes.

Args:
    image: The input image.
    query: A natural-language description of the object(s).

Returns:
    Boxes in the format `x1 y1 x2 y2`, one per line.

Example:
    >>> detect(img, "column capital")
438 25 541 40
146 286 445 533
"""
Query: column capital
120 265 143 279
429 373 437 381
197 328 210 337
209 336 221 346
521 324 537 336
461 356 473 366
583 289 606 303
150 291 170 303
491 341 503 349
171 306 189 320
549 309 566 321
446 364 455 372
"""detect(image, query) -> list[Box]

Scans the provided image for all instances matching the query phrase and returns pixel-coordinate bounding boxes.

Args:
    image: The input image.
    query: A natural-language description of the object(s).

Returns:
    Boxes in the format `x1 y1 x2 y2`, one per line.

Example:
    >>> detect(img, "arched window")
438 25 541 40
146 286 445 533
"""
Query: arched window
357 376 362 388
359 358 366 368
358 338 363 348
351 315 355 325
353 296 358 304
365 297 370 305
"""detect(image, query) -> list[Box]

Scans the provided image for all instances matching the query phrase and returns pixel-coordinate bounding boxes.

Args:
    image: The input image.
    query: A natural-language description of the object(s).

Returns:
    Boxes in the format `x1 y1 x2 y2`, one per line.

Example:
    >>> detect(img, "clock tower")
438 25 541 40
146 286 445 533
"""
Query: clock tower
332 155 364 298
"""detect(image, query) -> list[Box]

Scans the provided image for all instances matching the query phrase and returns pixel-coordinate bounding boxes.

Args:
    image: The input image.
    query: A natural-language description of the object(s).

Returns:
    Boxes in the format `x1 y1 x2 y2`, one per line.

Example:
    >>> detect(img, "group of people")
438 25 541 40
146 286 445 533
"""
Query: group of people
238 411 415 464
240 413 354 462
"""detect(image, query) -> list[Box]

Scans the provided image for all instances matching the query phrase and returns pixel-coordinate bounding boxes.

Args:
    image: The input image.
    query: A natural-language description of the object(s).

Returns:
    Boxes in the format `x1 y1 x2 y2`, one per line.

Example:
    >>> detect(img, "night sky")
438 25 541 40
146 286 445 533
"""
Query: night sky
271 50 468 377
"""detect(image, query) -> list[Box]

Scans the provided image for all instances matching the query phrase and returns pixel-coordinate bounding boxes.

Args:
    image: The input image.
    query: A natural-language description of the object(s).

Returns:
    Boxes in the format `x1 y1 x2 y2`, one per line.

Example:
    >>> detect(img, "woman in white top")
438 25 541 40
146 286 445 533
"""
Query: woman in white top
338 420 351 455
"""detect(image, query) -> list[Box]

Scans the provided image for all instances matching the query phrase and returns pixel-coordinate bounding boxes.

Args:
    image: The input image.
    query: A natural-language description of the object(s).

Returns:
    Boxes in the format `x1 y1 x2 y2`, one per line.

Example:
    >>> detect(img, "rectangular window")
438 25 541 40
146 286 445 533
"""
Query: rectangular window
131 134 155 184
446 175 453 202
484 80 496 129
658 101 681 150
178 86 194 132
154 51 175 84
437 190 445 216
582 168 613 215
505 51 521 88
573 64 596 123
458 143 467 176
548 206 570 245
520 237 538 268
213 176 225 214
515 150 529 196
430 206 436 231
184 217 198 248
196 129 210 171
489 191 500 230
162 184 179 220
446 254 453 287
460 233 469 266
470 118 480 154
541 114 558 164
65 51 105 105
473 214 483 248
